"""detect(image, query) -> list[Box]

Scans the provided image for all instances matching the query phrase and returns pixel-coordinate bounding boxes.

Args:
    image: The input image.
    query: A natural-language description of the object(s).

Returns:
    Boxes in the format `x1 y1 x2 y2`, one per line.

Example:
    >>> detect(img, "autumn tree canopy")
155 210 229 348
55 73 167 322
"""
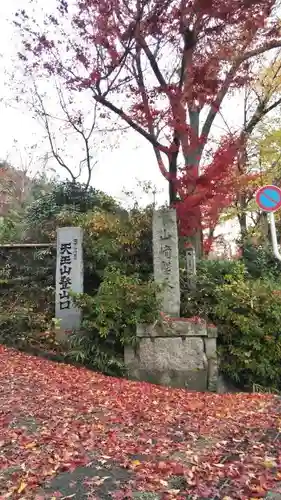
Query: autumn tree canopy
202 55 281 251
15 0 281 252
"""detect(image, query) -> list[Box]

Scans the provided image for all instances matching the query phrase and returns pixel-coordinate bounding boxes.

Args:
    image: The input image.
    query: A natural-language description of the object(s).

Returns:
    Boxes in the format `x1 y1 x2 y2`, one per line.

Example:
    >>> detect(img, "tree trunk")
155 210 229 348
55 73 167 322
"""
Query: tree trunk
185 155 203 258
168 166 178 204
168 133 203 258
168 136 179 204
237 191 248 246
238 212 247 241
260 212 270 245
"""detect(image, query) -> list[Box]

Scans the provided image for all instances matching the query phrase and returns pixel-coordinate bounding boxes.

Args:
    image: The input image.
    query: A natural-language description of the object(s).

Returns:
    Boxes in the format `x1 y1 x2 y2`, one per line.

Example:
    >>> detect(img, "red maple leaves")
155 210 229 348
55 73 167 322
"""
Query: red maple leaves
1 345 281 499
15 0 281 242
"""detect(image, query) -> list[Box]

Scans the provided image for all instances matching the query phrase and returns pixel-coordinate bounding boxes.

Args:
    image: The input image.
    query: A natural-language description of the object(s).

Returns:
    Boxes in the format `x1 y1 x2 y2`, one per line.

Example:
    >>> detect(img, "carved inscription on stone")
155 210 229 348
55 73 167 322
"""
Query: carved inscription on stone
152 209 180 317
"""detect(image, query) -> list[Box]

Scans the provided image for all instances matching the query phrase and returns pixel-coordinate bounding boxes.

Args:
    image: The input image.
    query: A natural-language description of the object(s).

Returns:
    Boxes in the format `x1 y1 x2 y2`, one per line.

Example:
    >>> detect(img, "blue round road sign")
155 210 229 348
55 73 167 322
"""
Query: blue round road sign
256 185 281 212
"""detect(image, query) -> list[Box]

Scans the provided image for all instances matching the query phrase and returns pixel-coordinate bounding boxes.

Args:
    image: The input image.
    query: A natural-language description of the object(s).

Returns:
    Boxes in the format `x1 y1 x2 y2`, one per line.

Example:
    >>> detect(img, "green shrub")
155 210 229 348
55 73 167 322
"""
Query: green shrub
215 276 281 388
76 207 153 283
180 259 245 320
0 247 55 350
0 309 50 348
242 241 281 281
66 331 126 376
74 267 160 342
181 259 281 389
0 180 154 376
67 267 161 375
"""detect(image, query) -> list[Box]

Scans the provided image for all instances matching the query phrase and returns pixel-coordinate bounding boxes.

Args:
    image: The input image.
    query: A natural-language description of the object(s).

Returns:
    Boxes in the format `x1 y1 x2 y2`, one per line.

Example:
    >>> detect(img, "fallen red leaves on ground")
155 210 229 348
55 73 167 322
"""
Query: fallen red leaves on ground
0 345 281 499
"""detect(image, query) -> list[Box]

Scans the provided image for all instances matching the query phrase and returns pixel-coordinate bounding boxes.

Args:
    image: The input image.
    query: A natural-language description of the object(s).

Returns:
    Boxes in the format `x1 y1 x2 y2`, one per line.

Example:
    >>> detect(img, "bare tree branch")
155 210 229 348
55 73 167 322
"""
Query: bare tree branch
32 82 76 183
200 62 240 148
55 81 96 187
236 40 281 63
136 34 167 88
31 78 100 188
132 28 169 178
94 94 166 152
264 96 281 115
200 41 281 153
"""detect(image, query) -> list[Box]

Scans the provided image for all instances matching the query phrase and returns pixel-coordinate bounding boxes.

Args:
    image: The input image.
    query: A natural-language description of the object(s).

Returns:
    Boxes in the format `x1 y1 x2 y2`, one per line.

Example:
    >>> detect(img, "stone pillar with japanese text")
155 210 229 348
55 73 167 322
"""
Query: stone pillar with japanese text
153 209 180 317
124 208 218 392
55 226 83 333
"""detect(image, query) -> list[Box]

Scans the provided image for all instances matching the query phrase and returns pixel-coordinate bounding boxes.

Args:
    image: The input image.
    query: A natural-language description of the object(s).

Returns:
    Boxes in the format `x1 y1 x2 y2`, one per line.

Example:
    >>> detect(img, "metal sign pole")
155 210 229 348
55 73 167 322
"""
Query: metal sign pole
268 212 281 262
255 184 281 262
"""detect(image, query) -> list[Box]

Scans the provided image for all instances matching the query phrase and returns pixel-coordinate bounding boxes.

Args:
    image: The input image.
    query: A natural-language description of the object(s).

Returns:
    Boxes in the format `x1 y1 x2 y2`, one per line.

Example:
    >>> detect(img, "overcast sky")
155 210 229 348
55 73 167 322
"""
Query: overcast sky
0 0 246 247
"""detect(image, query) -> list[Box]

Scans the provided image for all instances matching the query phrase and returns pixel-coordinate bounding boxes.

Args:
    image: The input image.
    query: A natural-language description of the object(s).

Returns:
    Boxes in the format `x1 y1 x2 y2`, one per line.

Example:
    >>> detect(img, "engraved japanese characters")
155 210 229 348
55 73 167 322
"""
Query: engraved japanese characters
152 209 180 317
55 227 83 331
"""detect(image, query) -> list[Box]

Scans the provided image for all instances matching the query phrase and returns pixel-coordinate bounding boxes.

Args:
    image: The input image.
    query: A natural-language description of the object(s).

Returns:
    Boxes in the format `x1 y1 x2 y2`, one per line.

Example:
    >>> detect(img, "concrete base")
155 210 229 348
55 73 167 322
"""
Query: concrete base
127 368 208 391
125 317 218 392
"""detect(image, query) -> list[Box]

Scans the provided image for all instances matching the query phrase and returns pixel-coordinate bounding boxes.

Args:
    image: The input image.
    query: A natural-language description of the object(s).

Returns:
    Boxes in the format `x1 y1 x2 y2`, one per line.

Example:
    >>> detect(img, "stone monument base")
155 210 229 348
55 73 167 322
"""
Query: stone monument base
124 317 218 392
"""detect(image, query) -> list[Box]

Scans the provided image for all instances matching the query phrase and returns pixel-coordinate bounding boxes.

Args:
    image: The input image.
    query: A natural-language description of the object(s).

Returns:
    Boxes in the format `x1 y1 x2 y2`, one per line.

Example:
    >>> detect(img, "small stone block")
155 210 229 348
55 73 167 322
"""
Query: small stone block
207 325 218 338
204 337 217 359
136 324 156 337
169 319 207 337
208 358 218 392
124 346 137 365
136 319 208 338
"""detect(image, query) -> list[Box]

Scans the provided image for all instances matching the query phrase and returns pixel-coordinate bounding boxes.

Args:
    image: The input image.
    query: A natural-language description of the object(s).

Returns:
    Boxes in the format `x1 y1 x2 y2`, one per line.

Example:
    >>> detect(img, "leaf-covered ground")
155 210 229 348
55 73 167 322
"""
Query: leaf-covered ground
1 346 281 500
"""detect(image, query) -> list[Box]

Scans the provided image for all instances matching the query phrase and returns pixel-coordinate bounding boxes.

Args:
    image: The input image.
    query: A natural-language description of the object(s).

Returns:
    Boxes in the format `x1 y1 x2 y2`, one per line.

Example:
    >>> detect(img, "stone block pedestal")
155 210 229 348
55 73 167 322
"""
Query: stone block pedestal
128 209 219 392
125 318 218 392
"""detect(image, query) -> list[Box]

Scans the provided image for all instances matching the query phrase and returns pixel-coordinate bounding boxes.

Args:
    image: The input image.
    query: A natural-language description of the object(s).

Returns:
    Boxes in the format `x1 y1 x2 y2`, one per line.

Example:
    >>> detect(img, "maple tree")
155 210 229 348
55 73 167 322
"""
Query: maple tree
15 0 281 253
1 344 281 498
203 55 281 251
232 56 281 240
228 119 281 245
253 122 281 243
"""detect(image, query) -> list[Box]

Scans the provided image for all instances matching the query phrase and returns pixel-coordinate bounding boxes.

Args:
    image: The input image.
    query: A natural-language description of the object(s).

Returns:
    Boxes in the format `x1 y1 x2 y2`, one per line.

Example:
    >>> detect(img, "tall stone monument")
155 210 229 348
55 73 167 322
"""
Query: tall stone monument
125 208 218 392
55 227 83 334
153 209 180 317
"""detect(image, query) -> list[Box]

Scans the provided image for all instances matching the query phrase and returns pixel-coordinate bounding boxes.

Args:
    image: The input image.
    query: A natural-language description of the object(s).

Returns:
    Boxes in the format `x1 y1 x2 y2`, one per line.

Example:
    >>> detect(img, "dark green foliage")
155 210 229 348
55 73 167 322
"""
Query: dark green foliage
0 311 50 348
67 331 126 376
242 241 281 280
0 215 23 243
73 267 160 343
67 267 160 374
0 247 55 309
181 258 281 389
180 259 244 321
0 247 54 347
215 277 281 388
25 180 122 237
0 181 155 377
6 177 281 388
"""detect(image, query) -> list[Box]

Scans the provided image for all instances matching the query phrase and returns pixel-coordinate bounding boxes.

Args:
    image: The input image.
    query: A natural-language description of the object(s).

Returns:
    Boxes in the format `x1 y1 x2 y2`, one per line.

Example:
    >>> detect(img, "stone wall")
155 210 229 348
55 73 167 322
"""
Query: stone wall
124 318 218 392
